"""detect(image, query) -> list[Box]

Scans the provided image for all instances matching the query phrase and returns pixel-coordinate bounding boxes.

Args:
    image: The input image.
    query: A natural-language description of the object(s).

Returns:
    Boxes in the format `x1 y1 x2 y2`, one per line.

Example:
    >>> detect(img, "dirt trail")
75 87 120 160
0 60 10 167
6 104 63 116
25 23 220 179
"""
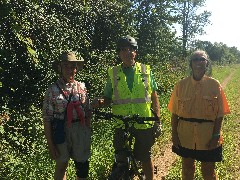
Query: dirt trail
153 72 234 180
153 143 178 179
221 72 234 89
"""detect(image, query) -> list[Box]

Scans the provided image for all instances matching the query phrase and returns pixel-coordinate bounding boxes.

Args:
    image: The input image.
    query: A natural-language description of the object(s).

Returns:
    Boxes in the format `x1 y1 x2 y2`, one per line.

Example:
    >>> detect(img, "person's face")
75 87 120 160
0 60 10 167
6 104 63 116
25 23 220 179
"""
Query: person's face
59 62 78 82
118 46 137 67
191 53 208 81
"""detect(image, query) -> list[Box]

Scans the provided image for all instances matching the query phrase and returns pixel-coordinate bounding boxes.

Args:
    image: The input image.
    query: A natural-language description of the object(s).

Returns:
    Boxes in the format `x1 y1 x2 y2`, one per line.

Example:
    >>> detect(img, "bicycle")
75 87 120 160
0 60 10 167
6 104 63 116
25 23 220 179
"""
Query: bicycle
93 109 161 180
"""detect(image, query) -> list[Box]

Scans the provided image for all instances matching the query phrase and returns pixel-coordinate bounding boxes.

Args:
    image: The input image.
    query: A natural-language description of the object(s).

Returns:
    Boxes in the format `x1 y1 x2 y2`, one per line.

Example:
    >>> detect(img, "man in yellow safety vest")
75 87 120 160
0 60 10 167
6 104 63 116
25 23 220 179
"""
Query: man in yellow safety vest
91 35 161 180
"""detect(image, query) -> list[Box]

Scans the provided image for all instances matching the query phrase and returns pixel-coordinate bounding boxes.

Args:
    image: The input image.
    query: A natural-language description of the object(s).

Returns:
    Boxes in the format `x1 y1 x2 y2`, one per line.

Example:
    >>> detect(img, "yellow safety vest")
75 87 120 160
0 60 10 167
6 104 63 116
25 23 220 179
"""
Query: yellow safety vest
108 62 153 129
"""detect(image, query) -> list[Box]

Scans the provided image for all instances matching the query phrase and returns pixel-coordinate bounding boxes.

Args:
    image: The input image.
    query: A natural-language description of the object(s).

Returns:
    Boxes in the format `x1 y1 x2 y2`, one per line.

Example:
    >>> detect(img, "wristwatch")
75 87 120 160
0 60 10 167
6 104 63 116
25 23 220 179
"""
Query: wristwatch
212 133 220 139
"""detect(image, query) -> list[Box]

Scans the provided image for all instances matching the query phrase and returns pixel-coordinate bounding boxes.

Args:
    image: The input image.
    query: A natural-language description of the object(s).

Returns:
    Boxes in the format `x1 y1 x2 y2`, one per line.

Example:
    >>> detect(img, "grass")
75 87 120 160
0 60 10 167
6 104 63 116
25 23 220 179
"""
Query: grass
165 64 240 179
2 64 239 179
211 65 233 83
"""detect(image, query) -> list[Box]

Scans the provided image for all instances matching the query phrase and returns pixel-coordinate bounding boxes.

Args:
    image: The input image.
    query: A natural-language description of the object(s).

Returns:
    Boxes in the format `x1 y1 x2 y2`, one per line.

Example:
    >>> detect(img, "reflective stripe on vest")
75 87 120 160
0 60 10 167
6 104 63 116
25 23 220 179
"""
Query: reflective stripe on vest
113 97 151 105
112 63 151 105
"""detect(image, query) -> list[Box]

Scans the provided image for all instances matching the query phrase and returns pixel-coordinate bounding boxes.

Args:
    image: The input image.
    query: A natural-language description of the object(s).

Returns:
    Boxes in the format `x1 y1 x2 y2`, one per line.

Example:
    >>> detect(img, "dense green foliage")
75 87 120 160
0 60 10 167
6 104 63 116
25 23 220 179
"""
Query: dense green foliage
1 0 240 179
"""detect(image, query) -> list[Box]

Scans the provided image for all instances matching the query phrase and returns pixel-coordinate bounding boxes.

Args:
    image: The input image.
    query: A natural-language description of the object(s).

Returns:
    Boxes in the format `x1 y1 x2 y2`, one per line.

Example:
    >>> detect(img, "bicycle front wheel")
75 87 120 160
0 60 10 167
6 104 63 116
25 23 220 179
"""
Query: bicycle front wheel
108 162 131 180
129 159 146 180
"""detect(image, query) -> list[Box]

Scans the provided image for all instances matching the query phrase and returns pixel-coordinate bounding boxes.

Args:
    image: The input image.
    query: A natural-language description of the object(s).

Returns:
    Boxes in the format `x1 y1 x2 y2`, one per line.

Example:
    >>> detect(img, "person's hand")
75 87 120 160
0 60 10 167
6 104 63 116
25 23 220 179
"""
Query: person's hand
207 137 220 150
48 143 59 160
86 110 92 118
153 121 162 139
85 116 91 128
172 134 181 148
91 98 105 109
85 109 92 128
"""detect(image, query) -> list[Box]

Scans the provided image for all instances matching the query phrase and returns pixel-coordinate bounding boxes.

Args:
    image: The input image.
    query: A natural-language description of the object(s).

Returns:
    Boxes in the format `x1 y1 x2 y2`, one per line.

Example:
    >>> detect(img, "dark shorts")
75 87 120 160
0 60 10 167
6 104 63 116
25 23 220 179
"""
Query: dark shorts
172 145 223 162
113 127 155 162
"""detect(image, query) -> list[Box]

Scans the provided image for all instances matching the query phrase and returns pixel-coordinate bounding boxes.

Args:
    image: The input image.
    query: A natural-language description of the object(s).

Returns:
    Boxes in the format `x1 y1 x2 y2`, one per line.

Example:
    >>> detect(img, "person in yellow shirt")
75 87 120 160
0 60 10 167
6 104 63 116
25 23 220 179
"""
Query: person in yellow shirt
168 50 230 180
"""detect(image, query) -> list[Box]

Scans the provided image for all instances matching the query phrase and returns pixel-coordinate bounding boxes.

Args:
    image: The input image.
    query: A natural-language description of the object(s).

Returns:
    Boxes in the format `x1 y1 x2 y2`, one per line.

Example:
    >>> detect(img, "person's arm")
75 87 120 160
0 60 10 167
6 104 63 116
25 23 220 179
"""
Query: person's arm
151 91 160 118
91 74 112 108
208 85 228 149
42 89 59 159
42 90 54 146
43 121 54 146
208 117 223 149
84 95 92 127
150 70 160 118
212 117 223 136
171 113 180 148
43 121 59 159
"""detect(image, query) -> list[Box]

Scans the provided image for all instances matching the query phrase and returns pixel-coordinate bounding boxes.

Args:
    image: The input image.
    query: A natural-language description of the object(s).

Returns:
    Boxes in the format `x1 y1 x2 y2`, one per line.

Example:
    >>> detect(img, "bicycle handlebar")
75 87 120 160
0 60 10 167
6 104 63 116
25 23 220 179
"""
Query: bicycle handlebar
92 108 159 124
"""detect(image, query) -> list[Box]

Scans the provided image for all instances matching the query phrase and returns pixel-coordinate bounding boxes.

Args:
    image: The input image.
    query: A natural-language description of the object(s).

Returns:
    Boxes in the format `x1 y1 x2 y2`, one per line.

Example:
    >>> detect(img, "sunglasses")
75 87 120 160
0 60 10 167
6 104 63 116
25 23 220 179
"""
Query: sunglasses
192 57 206 62
61 62 78 69
119 47 135 52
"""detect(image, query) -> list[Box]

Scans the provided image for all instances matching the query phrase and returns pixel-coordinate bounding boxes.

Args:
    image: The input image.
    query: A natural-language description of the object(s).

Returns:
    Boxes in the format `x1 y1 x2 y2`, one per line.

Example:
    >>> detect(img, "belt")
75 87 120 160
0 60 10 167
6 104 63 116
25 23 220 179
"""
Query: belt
71 119 81 123
52 117 81 123
179 117 213 123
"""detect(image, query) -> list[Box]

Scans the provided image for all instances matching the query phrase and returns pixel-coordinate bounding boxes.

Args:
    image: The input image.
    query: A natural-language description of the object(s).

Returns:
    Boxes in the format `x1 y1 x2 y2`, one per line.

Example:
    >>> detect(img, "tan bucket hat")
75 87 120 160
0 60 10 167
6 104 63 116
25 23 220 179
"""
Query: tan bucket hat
53 51 84 72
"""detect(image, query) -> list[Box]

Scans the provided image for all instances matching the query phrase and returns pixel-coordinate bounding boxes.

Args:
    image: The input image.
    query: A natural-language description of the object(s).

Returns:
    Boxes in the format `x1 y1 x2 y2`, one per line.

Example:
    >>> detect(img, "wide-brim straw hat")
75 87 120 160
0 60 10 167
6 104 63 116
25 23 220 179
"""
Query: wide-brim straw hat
53 51 84 72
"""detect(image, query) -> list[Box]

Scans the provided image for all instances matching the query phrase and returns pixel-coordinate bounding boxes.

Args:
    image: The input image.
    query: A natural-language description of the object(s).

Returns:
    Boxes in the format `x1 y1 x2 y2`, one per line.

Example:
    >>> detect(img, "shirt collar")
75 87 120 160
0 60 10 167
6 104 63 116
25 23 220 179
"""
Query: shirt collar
121 62 136 69
190 75 206 85
59 78 76 87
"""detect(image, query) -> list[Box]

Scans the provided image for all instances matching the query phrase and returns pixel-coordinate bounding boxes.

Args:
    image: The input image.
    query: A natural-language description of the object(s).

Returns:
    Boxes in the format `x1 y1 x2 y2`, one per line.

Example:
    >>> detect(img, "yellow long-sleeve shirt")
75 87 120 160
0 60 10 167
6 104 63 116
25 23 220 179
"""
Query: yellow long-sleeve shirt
168 75 230 150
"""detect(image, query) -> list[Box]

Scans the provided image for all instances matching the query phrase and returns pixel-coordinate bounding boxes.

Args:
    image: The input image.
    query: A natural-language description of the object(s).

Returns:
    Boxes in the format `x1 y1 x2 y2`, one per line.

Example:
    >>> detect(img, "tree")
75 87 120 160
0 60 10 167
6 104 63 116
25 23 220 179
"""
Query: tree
190 40 240 64
132 0 181 63
175 0 211 58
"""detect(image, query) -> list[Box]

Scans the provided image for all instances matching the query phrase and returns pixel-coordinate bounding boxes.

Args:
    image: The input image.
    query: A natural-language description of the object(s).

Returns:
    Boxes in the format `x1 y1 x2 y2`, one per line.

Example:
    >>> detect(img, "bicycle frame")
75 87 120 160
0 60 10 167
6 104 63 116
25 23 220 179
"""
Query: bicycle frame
93 109 159 180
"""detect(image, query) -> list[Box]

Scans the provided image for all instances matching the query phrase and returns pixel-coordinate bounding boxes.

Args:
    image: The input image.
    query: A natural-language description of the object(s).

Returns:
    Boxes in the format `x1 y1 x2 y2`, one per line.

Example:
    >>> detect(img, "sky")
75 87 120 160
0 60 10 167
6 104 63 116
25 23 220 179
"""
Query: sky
196 0 240 50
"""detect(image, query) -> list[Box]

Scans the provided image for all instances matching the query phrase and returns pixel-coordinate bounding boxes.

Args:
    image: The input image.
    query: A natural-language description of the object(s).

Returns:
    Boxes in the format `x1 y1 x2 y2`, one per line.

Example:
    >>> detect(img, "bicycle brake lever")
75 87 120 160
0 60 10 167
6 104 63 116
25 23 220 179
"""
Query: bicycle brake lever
122 114 131 120
133 114 139 118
